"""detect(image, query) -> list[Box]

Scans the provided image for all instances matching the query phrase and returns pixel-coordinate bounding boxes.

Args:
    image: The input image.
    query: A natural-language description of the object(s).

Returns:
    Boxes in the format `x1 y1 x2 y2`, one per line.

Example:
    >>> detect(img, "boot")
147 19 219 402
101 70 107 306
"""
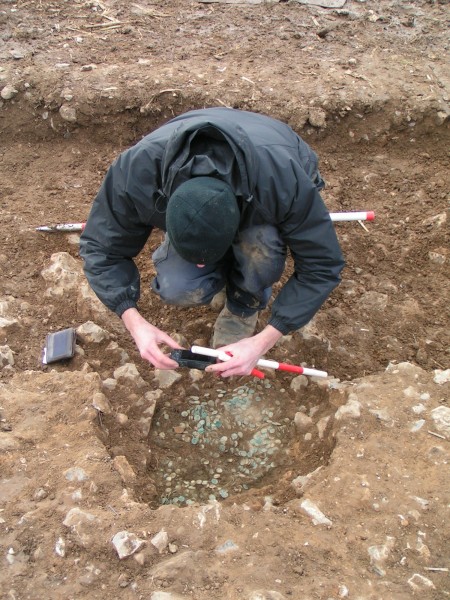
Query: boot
212 306 258 348
210 288 226 312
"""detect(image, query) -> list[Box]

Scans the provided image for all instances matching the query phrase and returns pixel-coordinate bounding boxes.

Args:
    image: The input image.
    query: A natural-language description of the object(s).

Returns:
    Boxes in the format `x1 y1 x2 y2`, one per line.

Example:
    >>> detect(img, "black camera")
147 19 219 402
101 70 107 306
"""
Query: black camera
170 349 216 370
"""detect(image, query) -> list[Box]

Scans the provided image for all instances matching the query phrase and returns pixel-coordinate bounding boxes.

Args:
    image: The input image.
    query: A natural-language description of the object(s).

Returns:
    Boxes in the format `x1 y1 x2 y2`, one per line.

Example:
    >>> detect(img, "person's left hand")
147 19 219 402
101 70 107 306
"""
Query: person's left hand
205 337 261 378
205 325 283 378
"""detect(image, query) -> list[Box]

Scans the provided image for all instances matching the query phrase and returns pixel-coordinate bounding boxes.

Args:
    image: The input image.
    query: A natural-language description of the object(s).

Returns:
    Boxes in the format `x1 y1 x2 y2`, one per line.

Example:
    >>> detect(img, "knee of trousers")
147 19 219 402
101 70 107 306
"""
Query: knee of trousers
234 224 286 286
151 276 217 307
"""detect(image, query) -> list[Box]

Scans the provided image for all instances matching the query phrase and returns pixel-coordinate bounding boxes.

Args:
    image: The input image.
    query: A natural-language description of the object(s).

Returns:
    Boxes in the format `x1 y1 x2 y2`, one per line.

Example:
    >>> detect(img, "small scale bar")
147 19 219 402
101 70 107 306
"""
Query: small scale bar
36 222 85 232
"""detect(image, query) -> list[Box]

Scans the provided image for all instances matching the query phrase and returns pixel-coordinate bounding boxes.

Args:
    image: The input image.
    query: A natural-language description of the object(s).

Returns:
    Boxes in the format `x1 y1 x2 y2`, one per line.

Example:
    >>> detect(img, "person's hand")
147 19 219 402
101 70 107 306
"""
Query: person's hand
205 325 283 378
121 308 182 369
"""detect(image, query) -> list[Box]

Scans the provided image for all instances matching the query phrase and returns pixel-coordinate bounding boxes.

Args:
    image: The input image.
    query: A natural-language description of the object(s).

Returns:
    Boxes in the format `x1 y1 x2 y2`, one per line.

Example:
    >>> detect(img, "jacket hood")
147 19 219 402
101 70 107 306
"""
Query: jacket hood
160 115 258 204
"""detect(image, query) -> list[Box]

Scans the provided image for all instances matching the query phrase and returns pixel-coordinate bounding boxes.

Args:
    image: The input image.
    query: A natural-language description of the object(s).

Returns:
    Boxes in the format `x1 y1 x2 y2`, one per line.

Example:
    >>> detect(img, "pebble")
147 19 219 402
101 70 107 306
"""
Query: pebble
369 408 393 425
248 592 287 600
113 456 136 484
63 508 98 547
0 317 20 341
33 488 48 501
290 375 308 390
436 103 450 123
54 536 66 557
154 369 182 389
430 406 450 438
114 363 146 387
308 107 327 128
334 396 361 421
112 531 146 559
317 416 330 439
338 585 349 598
10 50 25 59
0 433 19 451
64 467 88 482
368 536 395 576
116 413 128 425
410 419 425 432
77 321 110 343
403 386 420 399
300 499 332 526
294 412 313 432
291 466 323 496
216 539 239 554
407 573 435 590
428 251 446 265
151 529 169 553
92 392 112 414
0 345 14 367
102 377 117 390
139 416 153 436
433 369 450 385
1 84 18 100
423 213 446 229
150 592 189 600
59 104 77 123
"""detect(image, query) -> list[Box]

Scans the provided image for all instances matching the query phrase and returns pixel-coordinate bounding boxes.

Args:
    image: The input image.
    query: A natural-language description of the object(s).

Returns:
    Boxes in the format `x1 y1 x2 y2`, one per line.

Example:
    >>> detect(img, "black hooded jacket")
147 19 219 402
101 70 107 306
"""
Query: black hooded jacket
79 108 345 335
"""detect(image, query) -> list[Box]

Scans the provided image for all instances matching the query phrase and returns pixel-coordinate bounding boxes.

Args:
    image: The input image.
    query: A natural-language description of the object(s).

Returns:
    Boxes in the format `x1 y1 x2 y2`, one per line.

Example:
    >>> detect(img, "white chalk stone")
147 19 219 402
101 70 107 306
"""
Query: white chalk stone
92 392 112 414
112 531 145 559
433 369 450 385
294 412 313 432
300 499 332 526
1 85 18 100
335 396 361 421
0 345 14 367
430 406 450 438
248 591 287 600
154 369 182 389
41 252 82 296
290 375 308 391
77 321 110 343
59 104 77 122
408 573 435 590
114 363 146 388
151 529 169 553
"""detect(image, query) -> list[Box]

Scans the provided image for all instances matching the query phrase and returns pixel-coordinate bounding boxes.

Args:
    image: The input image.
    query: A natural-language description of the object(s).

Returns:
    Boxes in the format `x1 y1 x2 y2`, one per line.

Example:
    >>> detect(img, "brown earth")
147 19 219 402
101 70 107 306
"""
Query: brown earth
0 1 449 599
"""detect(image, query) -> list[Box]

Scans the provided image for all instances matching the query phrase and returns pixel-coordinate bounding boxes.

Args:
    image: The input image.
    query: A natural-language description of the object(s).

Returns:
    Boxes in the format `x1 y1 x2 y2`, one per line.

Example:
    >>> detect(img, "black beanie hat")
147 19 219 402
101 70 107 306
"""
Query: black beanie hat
166 177 240 264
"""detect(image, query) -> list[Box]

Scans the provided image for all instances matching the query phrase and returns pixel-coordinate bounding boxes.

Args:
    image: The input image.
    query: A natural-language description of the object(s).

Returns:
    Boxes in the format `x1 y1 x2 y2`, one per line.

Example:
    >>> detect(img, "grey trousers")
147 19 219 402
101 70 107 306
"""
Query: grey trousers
151 225 287 317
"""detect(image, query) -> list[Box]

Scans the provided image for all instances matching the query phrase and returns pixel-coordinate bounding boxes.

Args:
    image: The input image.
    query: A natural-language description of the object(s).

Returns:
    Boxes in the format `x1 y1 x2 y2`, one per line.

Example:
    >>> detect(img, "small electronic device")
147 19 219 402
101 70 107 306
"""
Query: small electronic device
42 328 77 364
170 349 216 370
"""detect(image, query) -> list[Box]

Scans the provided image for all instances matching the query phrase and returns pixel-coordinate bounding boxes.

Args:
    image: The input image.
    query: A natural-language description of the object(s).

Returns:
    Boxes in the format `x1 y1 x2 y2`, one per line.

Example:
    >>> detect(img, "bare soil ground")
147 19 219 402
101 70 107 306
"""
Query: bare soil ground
0 1 449 599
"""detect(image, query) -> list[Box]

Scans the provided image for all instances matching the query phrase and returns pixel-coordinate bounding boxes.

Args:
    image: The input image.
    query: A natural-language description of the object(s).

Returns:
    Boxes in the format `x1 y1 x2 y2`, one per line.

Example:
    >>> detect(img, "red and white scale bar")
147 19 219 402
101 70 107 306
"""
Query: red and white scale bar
36 212 375 232
329 211 375 222
191 346 328 378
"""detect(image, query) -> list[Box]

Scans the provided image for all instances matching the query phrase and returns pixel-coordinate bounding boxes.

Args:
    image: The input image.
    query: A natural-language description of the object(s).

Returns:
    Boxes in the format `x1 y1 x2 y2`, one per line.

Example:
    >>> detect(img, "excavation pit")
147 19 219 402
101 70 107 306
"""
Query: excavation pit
1 100 448 512
149 380 332 507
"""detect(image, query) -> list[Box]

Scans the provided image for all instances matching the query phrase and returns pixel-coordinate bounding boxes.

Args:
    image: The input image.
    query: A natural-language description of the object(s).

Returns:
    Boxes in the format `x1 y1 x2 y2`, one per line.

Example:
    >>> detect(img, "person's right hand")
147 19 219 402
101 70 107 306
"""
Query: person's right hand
121 308 182 369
